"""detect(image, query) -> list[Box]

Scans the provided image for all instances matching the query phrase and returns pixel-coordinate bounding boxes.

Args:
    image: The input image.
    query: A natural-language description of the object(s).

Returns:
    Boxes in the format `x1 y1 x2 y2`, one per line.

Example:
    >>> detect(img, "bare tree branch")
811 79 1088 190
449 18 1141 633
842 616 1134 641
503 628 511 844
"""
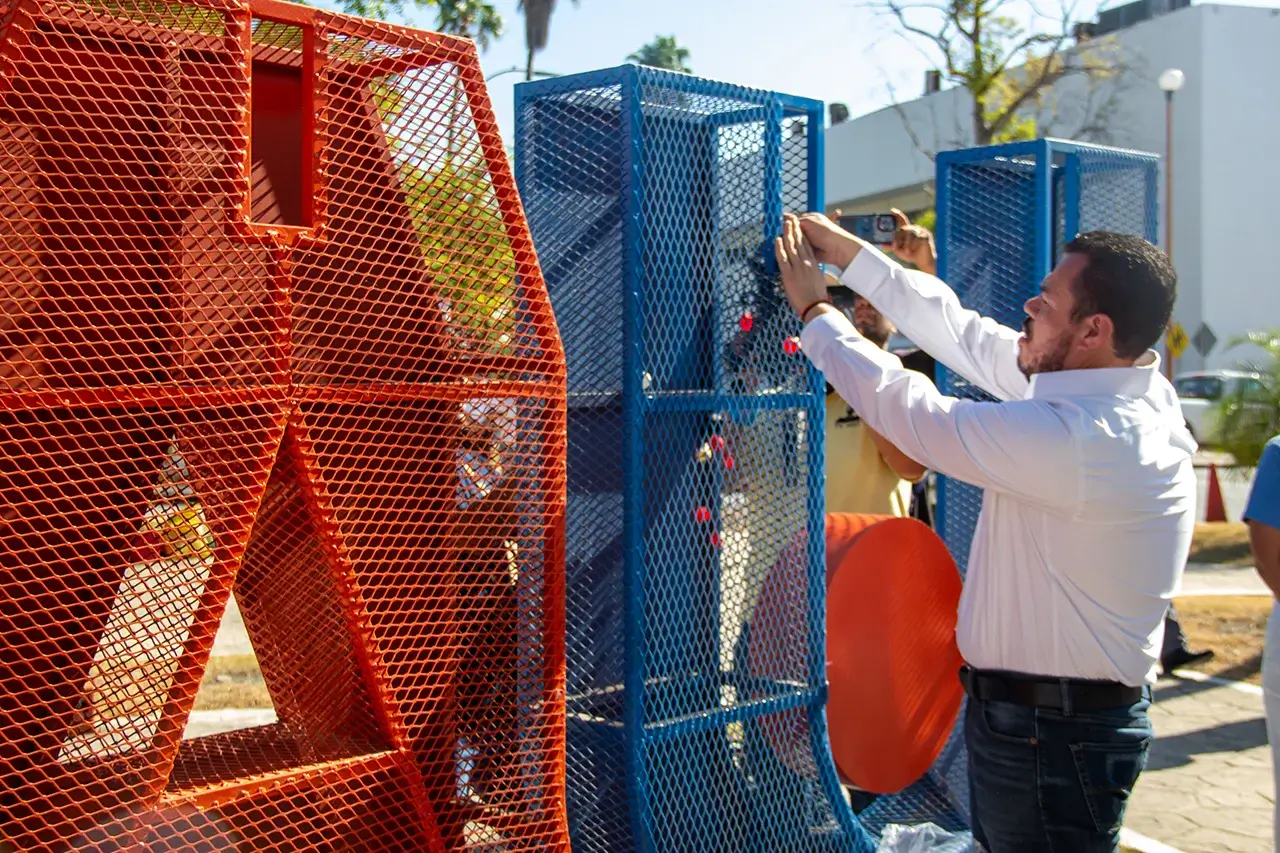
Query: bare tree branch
984 31 1064 82
886 80 938 162
863 0 1126 150
884 0 962 75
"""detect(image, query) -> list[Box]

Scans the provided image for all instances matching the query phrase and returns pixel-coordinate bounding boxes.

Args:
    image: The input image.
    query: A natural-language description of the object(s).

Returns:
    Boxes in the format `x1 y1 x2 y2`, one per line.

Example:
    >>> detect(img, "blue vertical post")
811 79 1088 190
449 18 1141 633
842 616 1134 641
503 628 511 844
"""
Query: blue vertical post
933 154 952 543
1033 139 1055 283
800 99 868 849
797 96 824 692
618 65 655 853
1146 159 1161 246
1063 152 1081 248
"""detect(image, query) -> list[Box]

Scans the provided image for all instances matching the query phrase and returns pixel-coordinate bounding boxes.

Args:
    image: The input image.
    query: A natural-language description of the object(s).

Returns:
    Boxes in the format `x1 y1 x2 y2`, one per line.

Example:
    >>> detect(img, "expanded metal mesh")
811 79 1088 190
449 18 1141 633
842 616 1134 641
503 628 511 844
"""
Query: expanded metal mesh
934 140 1159 574
516 66 874 853
862 139 1161 838
0 1 568 849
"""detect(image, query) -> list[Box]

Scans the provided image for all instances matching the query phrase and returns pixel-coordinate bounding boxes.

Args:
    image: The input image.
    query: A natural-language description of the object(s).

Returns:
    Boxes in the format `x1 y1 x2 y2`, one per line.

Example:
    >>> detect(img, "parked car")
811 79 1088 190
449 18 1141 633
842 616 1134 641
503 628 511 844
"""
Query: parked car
1173 369 1266 446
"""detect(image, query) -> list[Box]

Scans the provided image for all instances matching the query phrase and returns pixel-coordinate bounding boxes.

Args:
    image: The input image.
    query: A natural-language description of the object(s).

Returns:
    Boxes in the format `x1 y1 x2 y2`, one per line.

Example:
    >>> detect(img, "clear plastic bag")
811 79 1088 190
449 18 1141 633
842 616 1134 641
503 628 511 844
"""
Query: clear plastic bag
876 823 976 852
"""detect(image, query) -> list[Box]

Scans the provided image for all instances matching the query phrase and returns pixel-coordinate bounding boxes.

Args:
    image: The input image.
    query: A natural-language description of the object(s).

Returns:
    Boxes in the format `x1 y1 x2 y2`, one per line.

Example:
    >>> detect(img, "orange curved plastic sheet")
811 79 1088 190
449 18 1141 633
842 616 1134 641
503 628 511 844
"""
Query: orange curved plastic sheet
0 0 568 849
747 513 963 795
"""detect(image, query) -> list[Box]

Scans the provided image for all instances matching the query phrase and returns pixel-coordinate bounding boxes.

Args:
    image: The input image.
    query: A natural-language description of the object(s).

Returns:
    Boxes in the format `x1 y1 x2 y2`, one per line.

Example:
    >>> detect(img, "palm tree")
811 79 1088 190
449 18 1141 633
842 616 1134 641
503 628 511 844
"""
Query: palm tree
435 0 503 49
518 0 578 82
1215 330 1280 467
326 0 502 35
626 35 692 73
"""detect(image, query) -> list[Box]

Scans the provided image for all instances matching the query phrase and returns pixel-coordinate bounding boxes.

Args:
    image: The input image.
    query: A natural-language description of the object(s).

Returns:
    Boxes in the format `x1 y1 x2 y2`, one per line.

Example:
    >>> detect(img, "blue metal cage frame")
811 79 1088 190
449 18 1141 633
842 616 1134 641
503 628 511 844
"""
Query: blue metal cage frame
934 138 1160 574
516 65 875 853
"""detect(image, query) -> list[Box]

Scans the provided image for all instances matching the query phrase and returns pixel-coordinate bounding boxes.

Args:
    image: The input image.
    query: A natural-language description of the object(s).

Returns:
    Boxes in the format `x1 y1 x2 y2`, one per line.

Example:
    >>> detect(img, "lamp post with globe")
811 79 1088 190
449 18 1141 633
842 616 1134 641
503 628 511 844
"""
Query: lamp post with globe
1158 67 1185 378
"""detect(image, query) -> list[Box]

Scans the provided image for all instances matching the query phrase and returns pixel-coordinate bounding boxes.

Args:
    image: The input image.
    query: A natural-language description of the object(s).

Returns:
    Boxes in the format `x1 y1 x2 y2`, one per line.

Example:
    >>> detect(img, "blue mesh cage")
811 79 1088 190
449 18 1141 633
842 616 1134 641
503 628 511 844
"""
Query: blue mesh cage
933 139 1159 575
515 65 876 853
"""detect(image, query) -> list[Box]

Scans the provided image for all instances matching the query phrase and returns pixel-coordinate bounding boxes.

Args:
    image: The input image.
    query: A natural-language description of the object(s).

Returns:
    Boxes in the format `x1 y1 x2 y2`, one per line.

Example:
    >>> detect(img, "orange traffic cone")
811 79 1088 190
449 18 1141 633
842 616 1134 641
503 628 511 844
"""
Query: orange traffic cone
1205 462 1227 523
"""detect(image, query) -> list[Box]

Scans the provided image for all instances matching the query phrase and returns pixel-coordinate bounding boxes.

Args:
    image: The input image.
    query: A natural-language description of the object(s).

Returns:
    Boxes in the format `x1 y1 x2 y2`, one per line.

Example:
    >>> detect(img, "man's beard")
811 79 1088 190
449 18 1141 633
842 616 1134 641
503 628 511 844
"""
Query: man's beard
1017 323 1073 379
855 320 890 348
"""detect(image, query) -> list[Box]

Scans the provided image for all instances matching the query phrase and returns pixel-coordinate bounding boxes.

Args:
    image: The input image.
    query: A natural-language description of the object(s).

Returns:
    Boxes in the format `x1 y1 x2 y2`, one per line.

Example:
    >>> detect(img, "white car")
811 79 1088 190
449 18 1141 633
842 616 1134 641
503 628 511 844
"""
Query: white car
1173 369 1266 446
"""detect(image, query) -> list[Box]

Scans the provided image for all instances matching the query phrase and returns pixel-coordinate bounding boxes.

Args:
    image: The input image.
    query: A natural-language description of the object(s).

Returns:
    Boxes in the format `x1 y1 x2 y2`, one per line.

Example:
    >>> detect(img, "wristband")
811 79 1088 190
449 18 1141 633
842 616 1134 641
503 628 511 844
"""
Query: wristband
799 297 833 323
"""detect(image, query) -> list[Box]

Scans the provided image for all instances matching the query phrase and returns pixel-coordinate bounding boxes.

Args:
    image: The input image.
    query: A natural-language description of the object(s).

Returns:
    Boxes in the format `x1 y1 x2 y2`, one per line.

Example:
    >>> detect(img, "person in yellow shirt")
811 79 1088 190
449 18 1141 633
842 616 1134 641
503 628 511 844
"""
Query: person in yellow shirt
824 276 927 516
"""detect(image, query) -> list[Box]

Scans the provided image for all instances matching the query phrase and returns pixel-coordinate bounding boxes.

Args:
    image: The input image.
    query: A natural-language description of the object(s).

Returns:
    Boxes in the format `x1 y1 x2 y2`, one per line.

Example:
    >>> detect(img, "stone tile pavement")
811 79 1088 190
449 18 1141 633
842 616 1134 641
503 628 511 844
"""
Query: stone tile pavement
1127 674 1274 853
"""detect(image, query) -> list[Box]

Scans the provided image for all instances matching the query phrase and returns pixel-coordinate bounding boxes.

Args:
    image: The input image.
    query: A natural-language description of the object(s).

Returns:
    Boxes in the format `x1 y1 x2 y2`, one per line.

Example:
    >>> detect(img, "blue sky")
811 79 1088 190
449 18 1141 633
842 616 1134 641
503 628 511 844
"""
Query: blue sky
468 0 941 140
348 0 1109 140
316 0 1280 141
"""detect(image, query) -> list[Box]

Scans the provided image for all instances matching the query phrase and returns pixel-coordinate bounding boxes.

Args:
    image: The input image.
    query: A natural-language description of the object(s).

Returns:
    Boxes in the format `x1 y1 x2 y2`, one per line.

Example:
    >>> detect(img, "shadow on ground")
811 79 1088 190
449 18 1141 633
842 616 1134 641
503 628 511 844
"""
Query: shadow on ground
1152 656 1263 702
1144 716 1269 772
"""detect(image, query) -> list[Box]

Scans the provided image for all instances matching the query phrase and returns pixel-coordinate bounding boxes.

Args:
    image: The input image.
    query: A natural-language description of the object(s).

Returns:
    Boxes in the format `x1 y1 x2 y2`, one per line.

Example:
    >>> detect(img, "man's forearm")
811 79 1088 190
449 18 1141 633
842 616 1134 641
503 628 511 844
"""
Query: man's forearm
1257 557 1280 599
866 425 927 482
834 245 1030 404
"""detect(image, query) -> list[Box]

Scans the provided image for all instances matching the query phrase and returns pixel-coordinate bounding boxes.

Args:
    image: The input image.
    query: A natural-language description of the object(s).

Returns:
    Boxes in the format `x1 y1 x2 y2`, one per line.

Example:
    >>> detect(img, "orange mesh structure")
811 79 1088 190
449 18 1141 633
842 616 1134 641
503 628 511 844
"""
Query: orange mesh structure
0 0 569 848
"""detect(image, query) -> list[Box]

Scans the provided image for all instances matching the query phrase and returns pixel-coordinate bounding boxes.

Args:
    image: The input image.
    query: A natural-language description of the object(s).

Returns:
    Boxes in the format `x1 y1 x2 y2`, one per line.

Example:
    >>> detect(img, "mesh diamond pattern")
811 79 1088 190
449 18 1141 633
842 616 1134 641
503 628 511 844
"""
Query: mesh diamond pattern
0 1 568 849
516 66 874 853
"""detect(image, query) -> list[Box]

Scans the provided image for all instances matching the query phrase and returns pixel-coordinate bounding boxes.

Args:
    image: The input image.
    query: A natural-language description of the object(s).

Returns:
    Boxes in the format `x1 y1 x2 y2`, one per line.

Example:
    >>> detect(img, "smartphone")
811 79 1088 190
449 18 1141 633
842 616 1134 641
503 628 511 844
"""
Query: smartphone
837 213 898 245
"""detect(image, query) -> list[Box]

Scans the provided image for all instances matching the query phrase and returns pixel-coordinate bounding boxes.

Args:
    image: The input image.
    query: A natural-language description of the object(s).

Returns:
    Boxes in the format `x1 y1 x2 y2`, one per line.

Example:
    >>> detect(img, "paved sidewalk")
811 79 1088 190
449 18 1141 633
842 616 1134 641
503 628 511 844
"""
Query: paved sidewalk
1127 674 1274 853
1182 563 1268 597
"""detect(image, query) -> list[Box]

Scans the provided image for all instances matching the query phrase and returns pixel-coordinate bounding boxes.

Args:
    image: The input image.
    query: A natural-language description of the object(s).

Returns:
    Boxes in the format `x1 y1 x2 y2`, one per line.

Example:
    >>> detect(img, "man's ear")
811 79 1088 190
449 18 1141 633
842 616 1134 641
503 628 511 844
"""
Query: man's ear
1079 312 1116 353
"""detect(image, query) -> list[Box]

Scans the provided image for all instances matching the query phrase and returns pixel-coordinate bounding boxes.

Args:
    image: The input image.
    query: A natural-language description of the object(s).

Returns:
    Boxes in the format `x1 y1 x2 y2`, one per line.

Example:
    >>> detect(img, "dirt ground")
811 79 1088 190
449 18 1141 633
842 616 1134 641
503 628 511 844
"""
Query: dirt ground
1188 521 1254 566
1172 595 1270 686
193 653 271 710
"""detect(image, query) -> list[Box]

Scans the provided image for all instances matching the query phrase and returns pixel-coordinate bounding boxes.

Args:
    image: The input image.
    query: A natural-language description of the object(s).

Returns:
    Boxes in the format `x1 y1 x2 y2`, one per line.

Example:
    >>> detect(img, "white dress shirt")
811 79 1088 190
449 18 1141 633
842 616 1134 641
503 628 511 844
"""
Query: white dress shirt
800 244 1197 686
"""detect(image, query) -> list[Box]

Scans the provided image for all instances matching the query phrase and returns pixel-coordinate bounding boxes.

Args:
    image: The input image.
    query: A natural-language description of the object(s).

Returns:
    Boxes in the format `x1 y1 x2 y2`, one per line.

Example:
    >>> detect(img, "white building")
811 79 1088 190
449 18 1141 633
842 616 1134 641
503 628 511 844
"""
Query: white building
824 1 1280 372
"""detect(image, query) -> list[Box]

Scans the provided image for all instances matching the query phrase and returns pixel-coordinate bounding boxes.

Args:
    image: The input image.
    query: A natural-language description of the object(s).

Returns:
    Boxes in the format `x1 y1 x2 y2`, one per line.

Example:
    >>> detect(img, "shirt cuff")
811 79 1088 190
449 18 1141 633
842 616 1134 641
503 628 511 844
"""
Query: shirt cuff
799 306 904 374
799 306 858 359
838 242 901 301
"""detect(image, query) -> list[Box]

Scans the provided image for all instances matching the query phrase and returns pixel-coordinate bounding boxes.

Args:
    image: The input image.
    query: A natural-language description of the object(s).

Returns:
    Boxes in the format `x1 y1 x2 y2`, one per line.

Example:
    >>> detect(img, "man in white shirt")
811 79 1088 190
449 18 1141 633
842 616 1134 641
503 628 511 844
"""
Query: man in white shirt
773 213 1196 852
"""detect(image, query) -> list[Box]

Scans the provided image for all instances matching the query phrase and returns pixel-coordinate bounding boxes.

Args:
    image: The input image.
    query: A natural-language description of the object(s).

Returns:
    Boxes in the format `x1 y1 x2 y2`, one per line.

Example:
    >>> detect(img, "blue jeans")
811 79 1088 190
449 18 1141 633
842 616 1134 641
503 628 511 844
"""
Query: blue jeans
965 690 1153 852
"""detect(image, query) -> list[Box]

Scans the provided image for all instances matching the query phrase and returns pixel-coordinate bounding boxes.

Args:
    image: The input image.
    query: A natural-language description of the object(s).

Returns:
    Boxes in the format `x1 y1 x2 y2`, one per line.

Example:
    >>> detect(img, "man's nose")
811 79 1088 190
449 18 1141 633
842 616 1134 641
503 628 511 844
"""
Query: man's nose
1024 295 1042 316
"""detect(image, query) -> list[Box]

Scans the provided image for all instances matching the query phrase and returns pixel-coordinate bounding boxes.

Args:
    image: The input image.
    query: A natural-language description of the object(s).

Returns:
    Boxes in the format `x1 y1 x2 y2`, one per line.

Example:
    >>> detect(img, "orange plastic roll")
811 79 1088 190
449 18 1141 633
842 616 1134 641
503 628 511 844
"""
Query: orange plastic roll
745 513 964 795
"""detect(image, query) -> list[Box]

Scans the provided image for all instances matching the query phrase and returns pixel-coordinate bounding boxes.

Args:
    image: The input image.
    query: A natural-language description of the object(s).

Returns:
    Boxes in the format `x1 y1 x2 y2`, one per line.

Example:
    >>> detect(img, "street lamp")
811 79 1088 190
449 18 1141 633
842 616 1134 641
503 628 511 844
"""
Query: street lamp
1158 67 1184 378
485 66 559 83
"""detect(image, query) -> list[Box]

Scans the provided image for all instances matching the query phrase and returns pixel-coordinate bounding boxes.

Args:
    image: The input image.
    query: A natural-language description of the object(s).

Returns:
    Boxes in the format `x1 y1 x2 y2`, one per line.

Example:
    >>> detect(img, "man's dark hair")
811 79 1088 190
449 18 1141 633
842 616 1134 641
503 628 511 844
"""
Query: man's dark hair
1064 231 1176 359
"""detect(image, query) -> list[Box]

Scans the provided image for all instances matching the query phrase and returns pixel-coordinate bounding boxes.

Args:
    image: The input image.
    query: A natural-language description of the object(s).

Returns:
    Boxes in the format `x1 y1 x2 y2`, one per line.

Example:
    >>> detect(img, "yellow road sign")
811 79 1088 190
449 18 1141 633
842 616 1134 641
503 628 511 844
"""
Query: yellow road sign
1166 322 1189 360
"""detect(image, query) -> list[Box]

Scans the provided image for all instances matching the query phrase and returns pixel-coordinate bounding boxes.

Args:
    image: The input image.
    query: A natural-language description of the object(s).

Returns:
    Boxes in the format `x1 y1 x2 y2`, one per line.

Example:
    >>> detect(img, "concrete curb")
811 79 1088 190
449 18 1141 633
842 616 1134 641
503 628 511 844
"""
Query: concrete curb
1177 588 1269 597
1170 667 1265 696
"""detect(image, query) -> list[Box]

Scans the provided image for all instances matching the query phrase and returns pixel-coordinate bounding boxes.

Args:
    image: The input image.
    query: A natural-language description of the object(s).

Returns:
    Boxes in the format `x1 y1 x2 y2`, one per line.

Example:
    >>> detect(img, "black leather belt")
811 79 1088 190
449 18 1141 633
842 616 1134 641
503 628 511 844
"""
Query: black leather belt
959 664 1143 712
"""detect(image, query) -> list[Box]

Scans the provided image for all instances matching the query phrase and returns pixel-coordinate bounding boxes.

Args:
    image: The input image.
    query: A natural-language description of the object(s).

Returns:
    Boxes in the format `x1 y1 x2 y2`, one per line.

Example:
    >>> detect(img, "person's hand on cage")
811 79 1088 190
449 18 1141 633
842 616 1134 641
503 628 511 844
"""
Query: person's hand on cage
775 214 839 325
888 208 937 275
790 210 863 270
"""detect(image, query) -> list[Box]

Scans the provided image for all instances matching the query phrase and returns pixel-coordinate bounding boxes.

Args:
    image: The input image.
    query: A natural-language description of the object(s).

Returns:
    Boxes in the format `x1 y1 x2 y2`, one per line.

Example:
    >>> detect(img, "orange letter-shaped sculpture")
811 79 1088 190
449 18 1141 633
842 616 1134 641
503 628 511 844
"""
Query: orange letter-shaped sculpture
0 0 568 849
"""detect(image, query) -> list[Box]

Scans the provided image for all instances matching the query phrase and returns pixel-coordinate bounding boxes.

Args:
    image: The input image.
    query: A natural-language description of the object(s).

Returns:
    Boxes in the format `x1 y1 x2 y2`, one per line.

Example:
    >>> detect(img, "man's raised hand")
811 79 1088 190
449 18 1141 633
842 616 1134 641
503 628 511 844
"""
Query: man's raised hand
889 208 937 275
795 212 863 270
775 214 835 322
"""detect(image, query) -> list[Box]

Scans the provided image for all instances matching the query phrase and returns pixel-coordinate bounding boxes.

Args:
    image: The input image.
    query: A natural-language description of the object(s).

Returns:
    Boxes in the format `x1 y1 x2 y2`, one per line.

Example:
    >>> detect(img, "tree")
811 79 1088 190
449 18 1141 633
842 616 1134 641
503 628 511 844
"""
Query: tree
871 0 1125 150
519 0 578 82
399 158 520 353
627 35 692 73
1215 331 1280 468
320 0 503 43
434 0 504 48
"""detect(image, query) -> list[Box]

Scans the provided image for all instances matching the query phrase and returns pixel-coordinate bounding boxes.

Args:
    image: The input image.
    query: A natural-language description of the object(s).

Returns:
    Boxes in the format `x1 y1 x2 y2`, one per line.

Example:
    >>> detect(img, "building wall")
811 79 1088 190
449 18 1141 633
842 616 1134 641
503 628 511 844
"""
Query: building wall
824 3 1279 372
824 85 968 212
1197 5 1280 371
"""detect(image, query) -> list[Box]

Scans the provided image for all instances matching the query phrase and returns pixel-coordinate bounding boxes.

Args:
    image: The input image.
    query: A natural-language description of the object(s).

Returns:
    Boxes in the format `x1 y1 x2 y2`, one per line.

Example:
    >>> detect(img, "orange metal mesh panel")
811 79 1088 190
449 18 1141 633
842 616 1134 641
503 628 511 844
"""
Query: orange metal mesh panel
0 0 568 849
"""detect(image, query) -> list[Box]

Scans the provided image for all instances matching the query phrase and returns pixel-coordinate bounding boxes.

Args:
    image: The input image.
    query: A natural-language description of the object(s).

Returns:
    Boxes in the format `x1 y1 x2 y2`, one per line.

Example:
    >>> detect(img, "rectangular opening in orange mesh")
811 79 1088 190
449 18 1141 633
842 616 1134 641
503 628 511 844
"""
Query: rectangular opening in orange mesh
247 17 313 230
